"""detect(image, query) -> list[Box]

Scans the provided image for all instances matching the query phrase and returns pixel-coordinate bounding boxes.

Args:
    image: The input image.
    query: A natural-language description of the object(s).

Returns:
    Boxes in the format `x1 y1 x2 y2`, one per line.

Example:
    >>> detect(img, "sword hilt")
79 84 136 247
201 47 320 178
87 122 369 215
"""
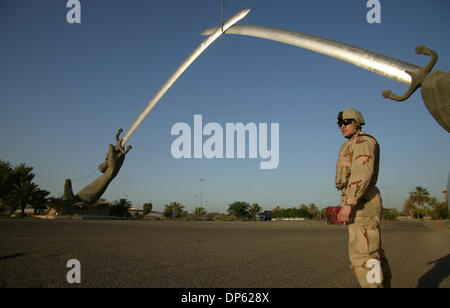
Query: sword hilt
382 45 438 101
114 128 132 154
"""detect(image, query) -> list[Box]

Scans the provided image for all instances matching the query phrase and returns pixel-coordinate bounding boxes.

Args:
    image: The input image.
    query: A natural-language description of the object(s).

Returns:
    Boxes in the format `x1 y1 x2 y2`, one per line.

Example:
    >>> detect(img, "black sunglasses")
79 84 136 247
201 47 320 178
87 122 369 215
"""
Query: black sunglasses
337 119 354 127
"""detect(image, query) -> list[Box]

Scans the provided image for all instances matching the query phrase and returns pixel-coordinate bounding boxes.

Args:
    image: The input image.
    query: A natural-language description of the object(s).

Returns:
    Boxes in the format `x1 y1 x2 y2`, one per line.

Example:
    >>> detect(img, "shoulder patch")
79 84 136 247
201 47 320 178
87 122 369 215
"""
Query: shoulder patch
360 133 378 144
355 137 365 144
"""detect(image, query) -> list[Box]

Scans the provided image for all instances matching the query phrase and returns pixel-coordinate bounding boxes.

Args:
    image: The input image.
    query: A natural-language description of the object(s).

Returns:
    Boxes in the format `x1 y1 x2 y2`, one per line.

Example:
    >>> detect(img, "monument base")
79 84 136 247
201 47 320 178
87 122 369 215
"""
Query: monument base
45 199 112 217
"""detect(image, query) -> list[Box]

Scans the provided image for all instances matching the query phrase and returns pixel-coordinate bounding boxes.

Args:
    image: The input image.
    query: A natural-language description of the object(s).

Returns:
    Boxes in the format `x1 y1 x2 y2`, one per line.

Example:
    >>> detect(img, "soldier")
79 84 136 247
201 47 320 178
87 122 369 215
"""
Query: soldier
335 108 391 288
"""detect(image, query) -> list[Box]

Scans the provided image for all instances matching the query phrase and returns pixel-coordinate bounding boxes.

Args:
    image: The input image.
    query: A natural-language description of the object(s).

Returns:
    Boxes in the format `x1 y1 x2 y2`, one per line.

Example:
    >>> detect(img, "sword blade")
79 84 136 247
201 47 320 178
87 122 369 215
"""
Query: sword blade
121 9 251 147
201 25 421 85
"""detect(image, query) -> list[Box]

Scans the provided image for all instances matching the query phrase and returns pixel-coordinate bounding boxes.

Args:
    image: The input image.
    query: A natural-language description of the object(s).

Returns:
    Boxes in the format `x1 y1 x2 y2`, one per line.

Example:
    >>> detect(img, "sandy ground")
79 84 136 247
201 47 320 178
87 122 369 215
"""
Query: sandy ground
0 219 449 288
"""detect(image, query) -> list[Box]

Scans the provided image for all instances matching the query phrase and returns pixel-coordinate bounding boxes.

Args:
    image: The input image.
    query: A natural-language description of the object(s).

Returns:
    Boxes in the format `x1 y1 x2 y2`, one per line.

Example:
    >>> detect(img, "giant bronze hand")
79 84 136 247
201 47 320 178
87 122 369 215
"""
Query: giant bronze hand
75 129 132 204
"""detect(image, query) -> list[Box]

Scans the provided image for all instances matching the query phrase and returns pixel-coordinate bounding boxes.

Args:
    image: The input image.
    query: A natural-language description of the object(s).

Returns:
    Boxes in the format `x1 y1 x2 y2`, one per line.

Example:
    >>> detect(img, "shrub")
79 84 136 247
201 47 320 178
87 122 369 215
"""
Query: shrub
382 208 399 221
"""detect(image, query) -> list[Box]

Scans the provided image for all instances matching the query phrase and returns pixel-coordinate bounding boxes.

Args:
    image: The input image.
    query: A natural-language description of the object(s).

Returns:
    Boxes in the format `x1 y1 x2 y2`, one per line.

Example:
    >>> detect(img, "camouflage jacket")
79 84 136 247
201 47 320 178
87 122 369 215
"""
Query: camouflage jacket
335 131 380 206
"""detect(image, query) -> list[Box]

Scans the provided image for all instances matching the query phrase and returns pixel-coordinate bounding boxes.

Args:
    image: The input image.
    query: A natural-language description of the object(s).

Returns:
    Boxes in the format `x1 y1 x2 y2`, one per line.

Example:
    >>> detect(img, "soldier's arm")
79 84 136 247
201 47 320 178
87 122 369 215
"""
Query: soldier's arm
344 137 376 206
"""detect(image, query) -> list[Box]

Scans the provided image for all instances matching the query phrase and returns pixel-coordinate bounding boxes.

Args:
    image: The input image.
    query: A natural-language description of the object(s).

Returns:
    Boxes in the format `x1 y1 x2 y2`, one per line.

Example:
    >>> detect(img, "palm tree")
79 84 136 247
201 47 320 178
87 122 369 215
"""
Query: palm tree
30 188 50 215
114 198 132 207
164 202 185 219
249 203 262 220
308 203 320 219
402 199 416 218
0 160 12 201
408 186 430 219
110 198 132 217
8 180 39 216
193 207 207 217
1 161 38 216
427 197 439 219
299 204 312 219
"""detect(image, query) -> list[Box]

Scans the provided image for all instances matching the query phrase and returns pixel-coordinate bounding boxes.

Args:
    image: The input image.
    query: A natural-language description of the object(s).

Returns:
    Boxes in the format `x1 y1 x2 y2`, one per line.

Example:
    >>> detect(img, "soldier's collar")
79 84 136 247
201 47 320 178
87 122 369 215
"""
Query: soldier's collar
347 130 363 140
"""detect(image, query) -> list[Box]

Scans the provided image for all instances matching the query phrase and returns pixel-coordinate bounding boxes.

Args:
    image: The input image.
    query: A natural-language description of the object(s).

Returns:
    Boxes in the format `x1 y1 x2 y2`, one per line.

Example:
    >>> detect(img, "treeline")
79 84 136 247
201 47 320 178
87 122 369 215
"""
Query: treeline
2 159 447 222
78 186 450 221
272 204 323 219
161 201 260 220
401 186 448 219
155 201 326 221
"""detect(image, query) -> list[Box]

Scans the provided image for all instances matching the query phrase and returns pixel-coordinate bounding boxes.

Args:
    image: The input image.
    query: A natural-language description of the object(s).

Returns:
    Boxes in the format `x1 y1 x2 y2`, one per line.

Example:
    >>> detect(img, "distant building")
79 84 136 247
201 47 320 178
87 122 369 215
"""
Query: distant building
129 208 144 217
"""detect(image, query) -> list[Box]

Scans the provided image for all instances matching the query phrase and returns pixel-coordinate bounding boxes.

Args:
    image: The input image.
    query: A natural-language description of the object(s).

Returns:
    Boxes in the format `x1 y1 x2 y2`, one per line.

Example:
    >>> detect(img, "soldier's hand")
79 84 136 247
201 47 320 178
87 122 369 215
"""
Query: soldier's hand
338 205 352 223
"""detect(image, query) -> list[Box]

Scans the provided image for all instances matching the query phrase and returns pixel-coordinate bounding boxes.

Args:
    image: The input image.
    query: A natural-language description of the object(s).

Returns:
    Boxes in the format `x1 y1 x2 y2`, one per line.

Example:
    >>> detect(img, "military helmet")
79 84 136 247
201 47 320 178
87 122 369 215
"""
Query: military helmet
337 108 365 126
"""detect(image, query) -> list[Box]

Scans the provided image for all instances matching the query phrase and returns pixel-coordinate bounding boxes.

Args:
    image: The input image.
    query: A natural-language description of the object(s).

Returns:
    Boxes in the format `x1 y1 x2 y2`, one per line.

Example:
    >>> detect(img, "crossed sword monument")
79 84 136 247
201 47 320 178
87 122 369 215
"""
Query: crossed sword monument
50 9 449 215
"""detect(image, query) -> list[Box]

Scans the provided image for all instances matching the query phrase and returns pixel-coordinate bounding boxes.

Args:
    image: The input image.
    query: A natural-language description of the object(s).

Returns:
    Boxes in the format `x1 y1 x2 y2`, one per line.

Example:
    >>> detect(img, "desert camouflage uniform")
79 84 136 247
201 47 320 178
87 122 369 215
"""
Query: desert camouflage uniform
336 131 391 288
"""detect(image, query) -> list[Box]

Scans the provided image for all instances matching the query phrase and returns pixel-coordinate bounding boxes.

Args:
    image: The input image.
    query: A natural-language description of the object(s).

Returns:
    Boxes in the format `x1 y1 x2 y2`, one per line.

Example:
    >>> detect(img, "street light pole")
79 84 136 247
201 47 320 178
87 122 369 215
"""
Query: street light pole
199 178 204 209
381 186 392 208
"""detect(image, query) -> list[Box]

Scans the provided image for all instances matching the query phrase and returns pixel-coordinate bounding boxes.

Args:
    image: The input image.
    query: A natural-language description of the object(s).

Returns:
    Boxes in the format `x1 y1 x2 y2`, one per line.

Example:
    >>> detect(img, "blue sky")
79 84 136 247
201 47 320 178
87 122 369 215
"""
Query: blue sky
1 0 449 213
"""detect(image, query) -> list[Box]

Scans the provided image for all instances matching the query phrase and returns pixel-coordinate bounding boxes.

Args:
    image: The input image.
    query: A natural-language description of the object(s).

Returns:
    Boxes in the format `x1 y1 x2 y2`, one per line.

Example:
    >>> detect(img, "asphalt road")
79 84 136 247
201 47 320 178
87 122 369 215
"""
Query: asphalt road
0 219 449 288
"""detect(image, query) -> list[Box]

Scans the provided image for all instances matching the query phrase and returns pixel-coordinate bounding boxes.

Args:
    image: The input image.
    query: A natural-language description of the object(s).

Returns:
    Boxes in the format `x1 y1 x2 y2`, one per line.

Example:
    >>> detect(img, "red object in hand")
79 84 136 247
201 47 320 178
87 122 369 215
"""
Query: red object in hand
326 206 343 225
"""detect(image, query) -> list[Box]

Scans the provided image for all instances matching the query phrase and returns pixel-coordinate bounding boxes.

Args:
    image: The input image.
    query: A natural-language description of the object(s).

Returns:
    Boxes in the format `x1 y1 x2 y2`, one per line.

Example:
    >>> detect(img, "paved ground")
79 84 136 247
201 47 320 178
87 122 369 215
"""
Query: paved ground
0 219 449 288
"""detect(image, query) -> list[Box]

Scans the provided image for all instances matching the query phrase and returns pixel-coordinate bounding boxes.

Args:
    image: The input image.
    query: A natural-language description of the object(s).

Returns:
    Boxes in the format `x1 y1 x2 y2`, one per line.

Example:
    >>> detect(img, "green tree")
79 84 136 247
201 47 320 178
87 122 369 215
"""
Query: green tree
308 203 320 219
382 208 399 221
402 199 416 217
10 163 35 190
413 208 427 220
193 206 207 217
248 203 262 220
426 197 449 219
0 160 13 201
227 201 251 220
164 202 185 219
298 204 311 218
110 198 132 217
143 202 153 215
426 197 438 219
7 180 38 216
271 206 282 218
0 161 49 216
408 186 430 219
320 208 328 220
433 202 449 219
30 188 50 215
